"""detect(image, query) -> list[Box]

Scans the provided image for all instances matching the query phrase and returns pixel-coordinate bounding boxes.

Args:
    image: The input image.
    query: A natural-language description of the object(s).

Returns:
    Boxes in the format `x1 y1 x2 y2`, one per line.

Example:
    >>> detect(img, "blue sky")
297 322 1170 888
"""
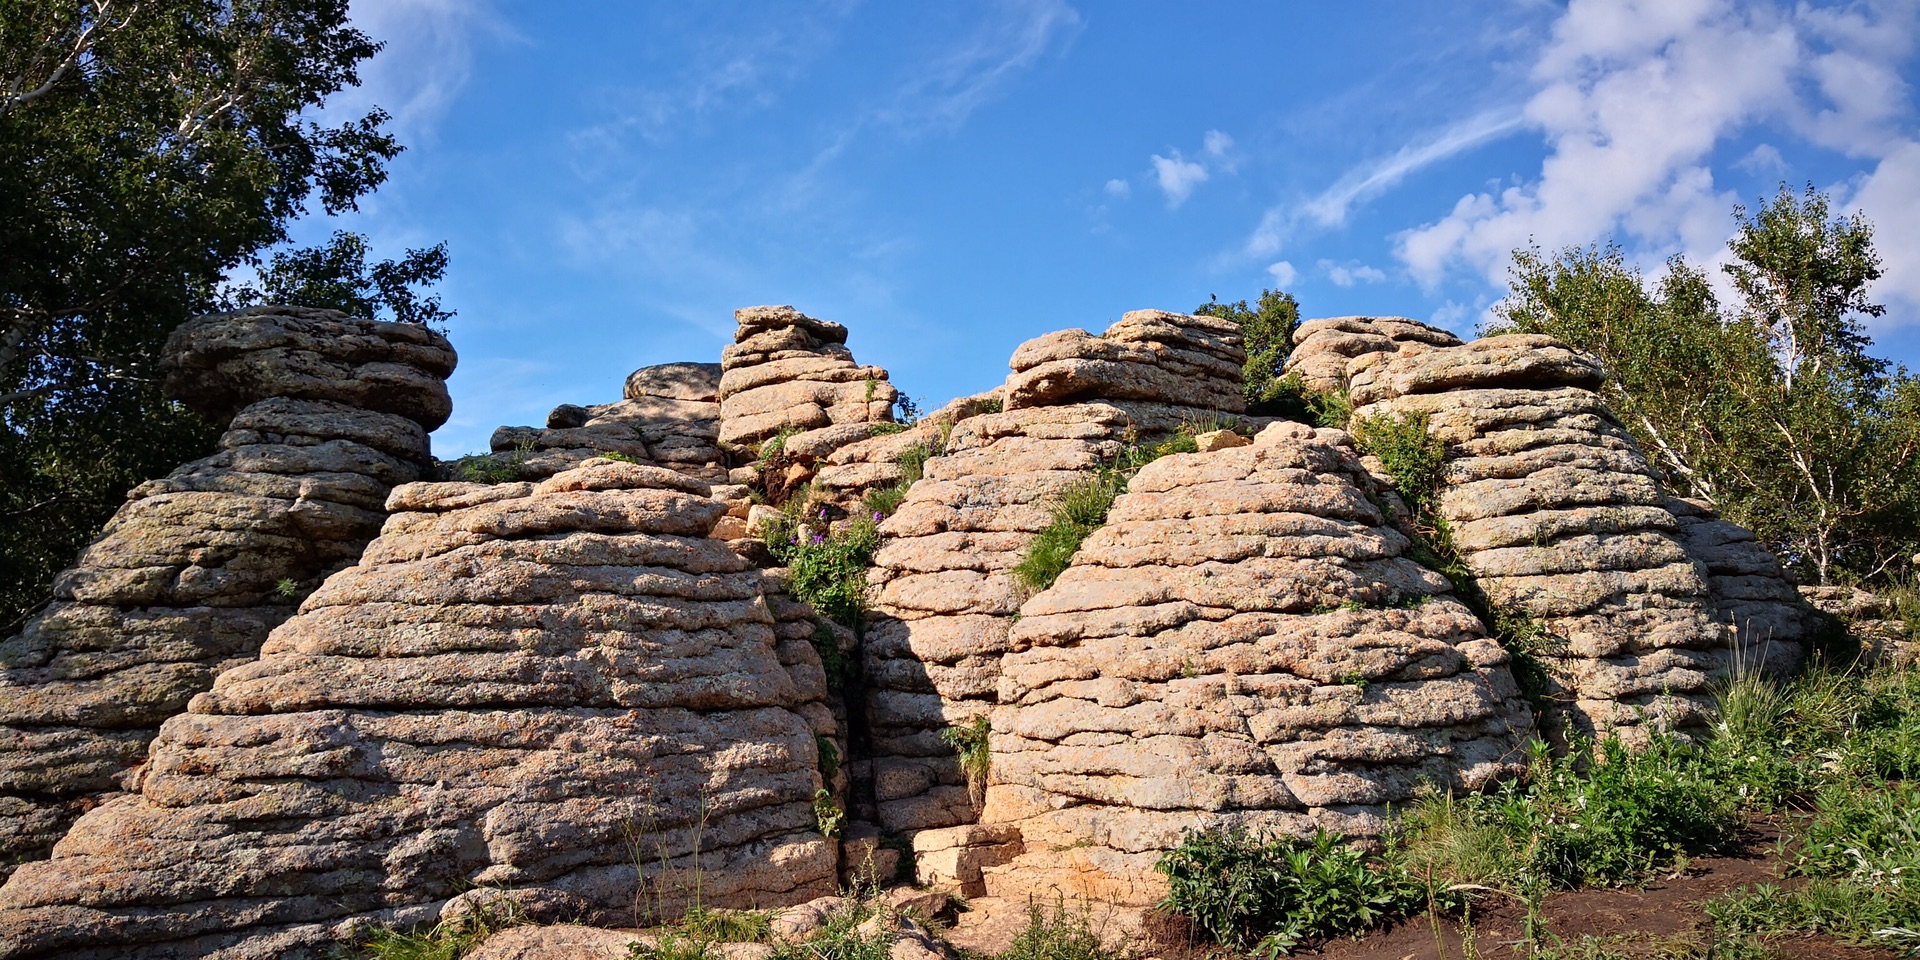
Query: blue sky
302 0 1920 457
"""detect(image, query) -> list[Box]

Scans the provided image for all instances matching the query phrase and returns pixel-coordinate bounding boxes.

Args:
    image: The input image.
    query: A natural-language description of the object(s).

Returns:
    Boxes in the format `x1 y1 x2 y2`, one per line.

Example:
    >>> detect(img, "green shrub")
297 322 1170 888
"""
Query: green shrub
896 443 932 484
812 789 845 839
1155 828 1423 955
941 714 992 789
999 902 1124 960
1012 474 1123 593
1351 412 1446 517
770 516 879 628
630 932 713 960
757 428 801 466
680 907 773 944
861 483 908 517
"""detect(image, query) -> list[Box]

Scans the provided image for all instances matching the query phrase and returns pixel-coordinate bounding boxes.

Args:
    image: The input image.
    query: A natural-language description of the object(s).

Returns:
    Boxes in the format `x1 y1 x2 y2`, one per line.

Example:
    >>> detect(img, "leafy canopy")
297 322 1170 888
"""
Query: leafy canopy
1493 183 1920 586
1195 288 1301 415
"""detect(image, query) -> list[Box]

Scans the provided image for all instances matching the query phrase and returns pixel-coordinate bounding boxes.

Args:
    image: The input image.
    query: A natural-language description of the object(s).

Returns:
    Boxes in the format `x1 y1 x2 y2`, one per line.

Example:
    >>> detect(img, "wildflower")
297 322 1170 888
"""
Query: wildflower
873 512 884 522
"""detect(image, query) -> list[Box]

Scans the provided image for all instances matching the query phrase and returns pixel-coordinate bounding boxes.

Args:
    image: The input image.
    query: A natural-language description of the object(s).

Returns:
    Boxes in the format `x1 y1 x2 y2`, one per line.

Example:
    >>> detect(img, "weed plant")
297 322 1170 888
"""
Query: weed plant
999 901 1126 960
941 715 992 802
1011 429 1210 594
766 511 879 629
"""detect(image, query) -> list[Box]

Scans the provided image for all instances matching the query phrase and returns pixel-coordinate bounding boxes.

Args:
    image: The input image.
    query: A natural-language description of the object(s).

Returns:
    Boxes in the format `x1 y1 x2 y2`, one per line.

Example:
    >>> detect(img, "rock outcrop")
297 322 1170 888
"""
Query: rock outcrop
1348 334 1749 739
0 459 840 959
720 306 897 448
1282 316 1462 395
0 306 454 878
479 362 728 482
1666 497 1815 674
977 422 1531 905
859 311 1257 835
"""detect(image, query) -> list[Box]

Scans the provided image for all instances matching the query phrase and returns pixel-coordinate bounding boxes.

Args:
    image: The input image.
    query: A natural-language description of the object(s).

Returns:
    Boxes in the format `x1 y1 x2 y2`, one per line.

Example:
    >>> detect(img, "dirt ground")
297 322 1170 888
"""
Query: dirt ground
944 820 1903 960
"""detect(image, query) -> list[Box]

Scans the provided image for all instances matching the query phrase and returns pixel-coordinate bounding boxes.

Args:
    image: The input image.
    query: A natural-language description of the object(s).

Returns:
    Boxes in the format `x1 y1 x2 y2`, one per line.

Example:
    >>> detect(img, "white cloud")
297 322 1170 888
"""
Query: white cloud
334 0 516 141
1152 150 1209 208
1104 178 1131 198
1318 259 1387 287
1737 143 1788 176
1266 260 1297 286
878 0 1082 134
1394 0 1920 290
1244 108 1525 258
1852 141 1920 322
1204 129 1234 157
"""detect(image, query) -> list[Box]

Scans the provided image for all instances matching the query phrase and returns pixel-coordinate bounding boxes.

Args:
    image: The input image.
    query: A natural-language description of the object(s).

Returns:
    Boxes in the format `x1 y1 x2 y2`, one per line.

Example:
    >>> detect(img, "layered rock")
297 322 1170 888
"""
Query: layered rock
479 362 727 482
1005 310 1245 417
1282 315 1461 394
0 459 839 959
0 306 454 877
720 306 897 448
978 423 1531 905
859 309 1261 836
1348 334 1739 739
1666 498 1814 673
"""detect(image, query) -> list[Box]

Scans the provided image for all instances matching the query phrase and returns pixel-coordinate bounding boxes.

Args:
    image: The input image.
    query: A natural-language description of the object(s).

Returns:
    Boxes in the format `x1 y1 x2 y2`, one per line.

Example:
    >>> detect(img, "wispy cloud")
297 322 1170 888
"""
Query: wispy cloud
875 0 1082 135
1104 178 1131 198
1318 259 1387 287
335 0 519 141
1243 108 1525 258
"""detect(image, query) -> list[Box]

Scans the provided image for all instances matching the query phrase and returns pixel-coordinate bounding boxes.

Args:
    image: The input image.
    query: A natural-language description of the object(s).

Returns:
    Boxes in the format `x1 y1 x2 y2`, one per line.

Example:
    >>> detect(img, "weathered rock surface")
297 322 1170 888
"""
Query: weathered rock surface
477 362 727 482
978 423 1531 905
1348 334 1791 739
1667 498 1815 674
0 306 454 878
1282 316 1461 394
720 306 896 448
1005 310 1245 415
0 459 839 959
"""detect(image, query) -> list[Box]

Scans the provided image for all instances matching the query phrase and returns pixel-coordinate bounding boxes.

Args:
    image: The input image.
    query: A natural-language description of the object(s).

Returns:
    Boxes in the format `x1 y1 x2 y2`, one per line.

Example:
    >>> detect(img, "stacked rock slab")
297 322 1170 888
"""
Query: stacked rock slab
1348 334 1735 739
860 311 1250 836
1282 315 1462 394
0 306 454 878
484 362 727 482
720 306 897 448
978 422 1531 905
1666 498 1813 674
0 459 838 959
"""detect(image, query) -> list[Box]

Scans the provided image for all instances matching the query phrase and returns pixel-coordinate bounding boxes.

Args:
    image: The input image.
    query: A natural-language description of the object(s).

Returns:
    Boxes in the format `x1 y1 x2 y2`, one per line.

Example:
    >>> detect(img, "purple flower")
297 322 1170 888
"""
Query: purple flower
873 512 884 522
811 532 826 545
819 508 828 519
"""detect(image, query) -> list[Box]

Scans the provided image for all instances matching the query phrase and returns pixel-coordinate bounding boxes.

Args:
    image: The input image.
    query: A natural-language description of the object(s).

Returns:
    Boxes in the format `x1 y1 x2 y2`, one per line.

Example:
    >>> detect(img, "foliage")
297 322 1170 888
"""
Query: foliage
1195 288 1302 416
225 229 453 328
1011 473 1123 593
765 901 891 960
1351 412 1445 517
998 902 1126 960
1492 183 1920 587
812 788 844 839
941 714 992 789
0 0 437 628
681 907 773 945
352 895 524 960
809 621 853 694
1156 828 1424 956
767 512 879 629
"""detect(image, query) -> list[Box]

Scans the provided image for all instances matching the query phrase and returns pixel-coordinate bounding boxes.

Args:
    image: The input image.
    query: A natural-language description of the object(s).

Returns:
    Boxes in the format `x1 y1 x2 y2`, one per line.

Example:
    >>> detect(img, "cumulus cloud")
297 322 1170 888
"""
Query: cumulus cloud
1394 0 1920 292
1152 150 1209 208
1266 260 1297 286
1204 129 1234 157
1318 259 1387 287
1104 178 1131 198
1852 141 1920 317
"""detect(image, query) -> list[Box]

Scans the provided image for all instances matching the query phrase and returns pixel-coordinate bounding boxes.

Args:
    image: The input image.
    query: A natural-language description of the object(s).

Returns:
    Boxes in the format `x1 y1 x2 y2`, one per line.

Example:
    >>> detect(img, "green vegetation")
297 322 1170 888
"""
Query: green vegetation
1493 183 1920 588
766 900 892 960
1195 288 1301 416
1351 412 1446 517
1156 828 1423 956
812 788 845 838
767 511 880 630
0 1 450 630
1011 472 1125 594
353 895 525 960
941 714 992 795
998 901 1128 960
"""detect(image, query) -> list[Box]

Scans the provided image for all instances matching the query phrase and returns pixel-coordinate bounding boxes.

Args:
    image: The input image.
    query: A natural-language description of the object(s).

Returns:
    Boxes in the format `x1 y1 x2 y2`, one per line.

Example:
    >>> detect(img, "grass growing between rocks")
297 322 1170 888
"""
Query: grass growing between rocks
1011 429 1208 594
1150 654 1920 957
999 901 1129 960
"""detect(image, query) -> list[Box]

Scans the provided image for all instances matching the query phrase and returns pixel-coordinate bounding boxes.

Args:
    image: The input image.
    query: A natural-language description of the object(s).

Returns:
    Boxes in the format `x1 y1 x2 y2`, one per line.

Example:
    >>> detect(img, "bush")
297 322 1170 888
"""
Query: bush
1351 412 1445 517
769 514 880 628
1000 902 1124 960
1011 473 1123 593
1155 828 1423 955
941 714 992 796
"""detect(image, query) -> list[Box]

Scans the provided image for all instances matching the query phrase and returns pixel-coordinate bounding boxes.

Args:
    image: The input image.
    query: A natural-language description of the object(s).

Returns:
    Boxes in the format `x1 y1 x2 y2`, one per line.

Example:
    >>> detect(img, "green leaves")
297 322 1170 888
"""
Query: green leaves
1195 288 1301 416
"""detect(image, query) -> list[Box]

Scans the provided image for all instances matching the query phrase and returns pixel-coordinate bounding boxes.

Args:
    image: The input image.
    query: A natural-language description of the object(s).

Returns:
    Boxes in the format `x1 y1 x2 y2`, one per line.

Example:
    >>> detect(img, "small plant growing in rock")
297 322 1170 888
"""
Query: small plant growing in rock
273 577 301 601
813 788 845 838
999 900 1124 960
942 714 993 802
601 451 644 464
769 514 880 630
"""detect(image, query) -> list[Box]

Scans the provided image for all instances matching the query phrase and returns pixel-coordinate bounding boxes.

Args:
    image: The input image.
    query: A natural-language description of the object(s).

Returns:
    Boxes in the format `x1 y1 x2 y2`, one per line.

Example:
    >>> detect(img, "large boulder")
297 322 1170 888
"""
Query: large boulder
477 361 727 482
977 423 1531 905
719 306 896 447
0 459 840 959
1004 310 1245 414
0 307 454 878
1282 315 1461 395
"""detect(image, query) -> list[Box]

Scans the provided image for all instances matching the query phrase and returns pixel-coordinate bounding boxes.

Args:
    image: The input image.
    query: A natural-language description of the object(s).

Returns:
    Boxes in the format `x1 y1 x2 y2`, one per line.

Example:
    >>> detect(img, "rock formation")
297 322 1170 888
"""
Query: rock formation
0 459 839 959
478 362 728 482
977 422 1531 905
0 306 454 878
859 311 1251 836
1283 315 1462 394
1666 497 1816 674
1347 334 1771 739
720 306 897 448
